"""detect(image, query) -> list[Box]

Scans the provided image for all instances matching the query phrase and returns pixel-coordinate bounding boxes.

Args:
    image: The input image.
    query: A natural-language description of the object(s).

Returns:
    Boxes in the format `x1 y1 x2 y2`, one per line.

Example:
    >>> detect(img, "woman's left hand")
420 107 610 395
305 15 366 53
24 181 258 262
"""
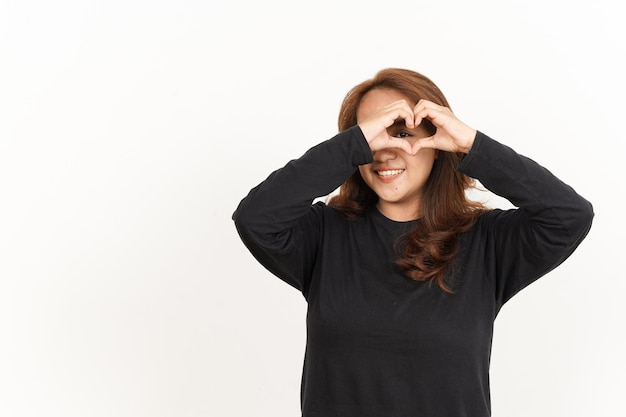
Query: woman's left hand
411 99 477 154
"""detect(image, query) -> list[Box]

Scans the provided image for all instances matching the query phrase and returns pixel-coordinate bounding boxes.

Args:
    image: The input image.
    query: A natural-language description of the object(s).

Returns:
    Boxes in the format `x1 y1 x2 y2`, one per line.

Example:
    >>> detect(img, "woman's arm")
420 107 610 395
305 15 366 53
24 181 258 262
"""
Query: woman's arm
232 126 373 292
410 99 593 308
459 132 594 309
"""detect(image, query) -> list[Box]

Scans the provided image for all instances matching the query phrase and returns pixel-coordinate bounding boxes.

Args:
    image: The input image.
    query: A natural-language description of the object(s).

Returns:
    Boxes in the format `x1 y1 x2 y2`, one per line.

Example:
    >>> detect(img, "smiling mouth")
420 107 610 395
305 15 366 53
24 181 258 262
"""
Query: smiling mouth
376 169 405 177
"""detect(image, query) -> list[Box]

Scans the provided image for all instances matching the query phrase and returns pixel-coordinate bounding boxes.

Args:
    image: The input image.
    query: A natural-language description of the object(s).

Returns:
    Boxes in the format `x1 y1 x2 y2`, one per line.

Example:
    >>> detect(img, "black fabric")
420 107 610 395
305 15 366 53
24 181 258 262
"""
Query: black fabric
233 126 593 417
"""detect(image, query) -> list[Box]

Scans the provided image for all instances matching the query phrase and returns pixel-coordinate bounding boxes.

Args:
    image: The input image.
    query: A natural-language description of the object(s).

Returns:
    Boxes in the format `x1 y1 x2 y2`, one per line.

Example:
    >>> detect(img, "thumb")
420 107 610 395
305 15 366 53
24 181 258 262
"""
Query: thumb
410 135 437 155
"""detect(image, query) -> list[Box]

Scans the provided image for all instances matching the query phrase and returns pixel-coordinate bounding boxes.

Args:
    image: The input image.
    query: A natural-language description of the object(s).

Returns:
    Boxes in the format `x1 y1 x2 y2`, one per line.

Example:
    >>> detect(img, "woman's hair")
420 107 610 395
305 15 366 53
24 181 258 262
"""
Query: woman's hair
328 68 486 293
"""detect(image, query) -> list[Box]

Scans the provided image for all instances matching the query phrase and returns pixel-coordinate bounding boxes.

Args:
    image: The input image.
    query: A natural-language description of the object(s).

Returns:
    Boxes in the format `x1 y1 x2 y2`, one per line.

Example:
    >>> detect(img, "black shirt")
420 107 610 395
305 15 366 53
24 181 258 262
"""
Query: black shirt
233 126 593 417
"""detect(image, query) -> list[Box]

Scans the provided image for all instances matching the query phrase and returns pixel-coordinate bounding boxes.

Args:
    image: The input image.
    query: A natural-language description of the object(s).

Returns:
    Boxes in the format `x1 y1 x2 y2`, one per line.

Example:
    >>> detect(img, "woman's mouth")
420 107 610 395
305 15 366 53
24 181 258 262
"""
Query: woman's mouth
375 169 405 182
376 169 405 177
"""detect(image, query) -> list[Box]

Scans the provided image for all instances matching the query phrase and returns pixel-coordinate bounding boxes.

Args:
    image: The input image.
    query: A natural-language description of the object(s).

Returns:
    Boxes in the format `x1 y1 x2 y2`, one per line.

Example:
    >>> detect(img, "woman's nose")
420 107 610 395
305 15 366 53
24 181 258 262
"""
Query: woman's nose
373 148 399 162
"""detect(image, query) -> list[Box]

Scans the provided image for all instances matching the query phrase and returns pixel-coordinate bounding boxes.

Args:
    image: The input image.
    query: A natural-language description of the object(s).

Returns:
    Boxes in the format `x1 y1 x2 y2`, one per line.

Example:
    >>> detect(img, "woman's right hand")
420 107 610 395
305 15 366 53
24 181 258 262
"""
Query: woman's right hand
357 99 417 155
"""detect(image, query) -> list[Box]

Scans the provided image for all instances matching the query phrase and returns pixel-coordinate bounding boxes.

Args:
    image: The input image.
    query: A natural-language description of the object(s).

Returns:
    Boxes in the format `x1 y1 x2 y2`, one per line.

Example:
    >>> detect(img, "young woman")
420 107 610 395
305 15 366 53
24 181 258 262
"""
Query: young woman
233 68 593 416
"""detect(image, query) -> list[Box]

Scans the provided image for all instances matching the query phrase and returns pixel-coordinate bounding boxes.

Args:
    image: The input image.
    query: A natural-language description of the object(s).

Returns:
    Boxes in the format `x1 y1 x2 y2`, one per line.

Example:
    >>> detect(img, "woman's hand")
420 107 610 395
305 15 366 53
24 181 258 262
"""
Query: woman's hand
412 99 477 154
358 98 477 155
358 100 417 155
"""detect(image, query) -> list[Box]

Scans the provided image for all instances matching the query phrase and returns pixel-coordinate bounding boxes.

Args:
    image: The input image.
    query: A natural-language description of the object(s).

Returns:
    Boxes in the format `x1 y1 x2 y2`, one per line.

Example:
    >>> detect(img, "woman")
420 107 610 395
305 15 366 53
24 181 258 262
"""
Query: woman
232 68 593 416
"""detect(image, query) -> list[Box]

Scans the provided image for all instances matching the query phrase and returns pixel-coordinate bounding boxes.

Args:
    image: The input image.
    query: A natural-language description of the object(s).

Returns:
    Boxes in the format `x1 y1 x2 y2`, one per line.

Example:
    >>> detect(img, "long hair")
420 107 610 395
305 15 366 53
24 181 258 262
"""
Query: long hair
328 68 486 293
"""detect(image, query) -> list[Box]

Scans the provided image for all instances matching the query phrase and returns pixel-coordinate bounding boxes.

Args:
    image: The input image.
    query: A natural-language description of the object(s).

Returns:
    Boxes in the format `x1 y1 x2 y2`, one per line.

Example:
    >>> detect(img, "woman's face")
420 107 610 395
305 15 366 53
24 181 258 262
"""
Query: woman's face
356 88 437 221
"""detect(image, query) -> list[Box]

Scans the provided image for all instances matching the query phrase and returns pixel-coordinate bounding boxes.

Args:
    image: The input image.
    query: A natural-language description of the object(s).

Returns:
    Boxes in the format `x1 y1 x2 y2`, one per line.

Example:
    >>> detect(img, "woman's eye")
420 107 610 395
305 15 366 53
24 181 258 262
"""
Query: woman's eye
394 131 412 138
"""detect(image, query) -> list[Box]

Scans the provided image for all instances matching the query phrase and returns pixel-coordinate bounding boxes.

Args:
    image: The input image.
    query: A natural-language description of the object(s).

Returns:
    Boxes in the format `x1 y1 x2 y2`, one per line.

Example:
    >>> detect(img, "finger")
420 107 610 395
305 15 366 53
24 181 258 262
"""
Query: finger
414 99 444 112
410 136 437 155
384 100 416 128
413 114 422 128
413 100 435 126
372 141 413 155
414 100 446 116
417 135 438 149
414 106 451 129
390 106 416 129
388 137 414 155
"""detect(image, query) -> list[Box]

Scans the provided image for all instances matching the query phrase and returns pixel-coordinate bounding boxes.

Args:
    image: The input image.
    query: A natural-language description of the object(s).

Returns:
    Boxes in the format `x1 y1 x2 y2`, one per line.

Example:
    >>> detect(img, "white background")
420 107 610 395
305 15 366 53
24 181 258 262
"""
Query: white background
1 1 624 416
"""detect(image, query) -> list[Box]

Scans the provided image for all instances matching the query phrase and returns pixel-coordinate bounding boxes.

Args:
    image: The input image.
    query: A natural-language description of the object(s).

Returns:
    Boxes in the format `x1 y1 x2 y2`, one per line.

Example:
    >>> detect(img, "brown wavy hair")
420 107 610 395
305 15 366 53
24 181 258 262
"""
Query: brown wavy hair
328 68 486 293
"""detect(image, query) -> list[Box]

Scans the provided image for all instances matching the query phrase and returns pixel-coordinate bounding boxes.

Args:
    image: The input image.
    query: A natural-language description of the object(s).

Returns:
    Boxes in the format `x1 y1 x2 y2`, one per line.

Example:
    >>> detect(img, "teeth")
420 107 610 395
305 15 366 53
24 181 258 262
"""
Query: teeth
377 169 404 177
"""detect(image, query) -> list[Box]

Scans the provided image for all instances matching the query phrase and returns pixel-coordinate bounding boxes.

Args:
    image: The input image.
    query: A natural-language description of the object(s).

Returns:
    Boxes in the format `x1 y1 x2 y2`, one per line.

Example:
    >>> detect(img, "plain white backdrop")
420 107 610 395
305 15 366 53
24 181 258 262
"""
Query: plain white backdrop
1 1 624 416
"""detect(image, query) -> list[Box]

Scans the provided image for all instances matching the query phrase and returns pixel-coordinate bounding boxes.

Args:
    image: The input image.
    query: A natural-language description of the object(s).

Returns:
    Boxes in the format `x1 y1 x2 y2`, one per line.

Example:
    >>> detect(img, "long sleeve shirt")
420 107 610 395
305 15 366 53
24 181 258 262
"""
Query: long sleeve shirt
233 126 594 417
